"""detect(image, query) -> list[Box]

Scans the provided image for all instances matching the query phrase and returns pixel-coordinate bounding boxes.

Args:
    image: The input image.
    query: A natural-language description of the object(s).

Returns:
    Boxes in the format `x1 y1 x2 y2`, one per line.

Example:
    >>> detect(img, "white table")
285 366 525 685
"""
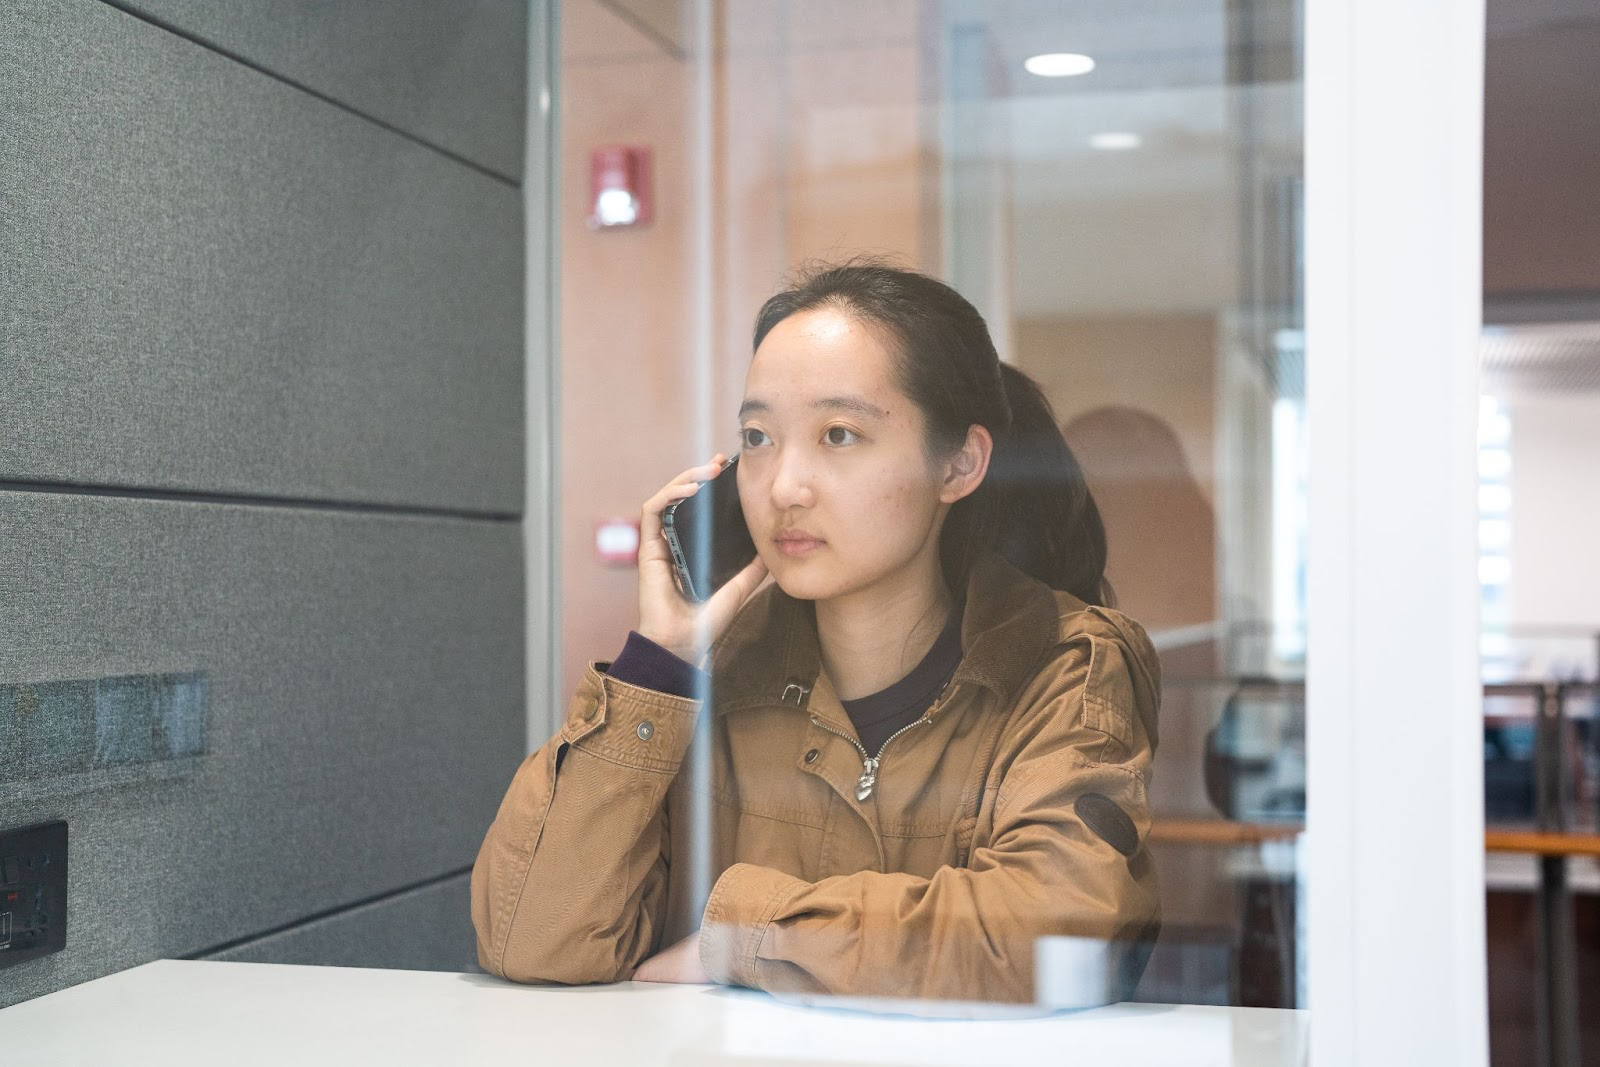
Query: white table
3 960 1308 1066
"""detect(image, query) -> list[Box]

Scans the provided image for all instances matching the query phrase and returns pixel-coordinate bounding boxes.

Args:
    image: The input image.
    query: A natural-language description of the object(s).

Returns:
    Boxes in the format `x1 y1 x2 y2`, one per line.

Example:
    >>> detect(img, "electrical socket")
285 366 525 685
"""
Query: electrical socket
0 820 67 969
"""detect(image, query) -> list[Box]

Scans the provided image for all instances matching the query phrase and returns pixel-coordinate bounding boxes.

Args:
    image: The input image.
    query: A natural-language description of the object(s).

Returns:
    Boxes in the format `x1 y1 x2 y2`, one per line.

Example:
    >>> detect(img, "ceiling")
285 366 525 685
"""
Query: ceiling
978 0 1292 317
1482 7 1600 298
1486 0 1600 36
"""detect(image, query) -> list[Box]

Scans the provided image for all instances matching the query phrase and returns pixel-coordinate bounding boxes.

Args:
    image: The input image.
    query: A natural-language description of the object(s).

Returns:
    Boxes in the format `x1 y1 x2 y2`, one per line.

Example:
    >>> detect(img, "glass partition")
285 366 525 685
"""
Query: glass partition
550 0 1305 1018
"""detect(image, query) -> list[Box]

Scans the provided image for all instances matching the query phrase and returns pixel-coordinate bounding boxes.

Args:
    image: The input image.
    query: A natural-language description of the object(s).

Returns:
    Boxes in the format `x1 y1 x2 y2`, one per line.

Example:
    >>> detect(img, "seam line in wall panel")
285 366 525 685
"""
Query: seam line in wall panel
594 0 687 61
92 0 520 189
183 865 474 960
0 479 520 524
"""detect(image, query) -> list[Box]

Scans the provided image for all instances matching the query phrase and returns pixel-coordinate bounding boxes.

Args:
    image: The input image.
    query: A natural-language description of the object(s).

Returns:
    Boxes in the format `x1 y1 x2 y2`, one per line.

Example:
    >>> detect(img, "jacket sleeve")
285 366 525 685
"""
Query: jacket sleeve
697 634 1160 1005
470 664 701 983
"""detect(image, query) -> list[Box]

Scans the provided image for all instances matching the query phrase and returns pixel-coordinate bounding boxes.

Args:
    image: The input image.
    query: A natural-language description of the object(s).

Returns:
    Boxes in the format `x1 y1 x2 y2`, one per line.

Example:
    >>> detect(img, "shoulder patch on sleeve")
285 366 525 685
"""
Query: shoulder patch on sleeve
1075 792 1140 857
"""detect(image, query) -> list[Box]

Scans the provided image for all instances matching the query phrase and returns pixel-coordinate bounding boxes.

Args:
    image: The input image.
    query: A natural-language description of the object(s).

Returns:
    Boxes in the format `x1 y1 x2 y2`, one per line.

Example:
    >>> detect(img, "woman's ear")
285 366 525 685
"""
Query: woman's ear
939 424 993 504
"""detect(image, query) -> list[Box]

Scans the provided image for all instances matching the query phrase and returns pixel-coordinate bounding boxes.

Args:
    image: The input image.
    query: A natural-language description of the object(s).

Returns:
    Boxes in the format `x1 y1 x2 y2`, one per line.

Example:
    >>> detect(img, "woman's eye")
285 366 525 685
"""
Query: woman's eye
740 427 770 449
823 426 859 447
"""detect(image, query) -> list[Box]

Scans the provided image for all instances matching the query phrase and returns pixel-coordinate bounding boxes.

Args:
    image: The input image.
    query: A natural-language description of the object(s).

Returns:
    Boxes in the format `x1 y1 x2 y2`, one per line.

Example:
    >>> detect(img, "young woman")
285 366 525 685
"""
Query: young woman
470 263 1161 1005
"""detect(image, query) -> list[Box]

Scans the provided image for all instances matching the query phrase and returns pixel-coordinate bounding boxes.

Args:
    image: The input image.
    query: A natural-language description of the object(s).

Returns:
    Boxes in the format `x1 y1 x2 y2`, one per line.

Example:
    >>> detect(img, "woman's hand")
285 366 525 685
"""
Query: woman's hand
631 932 711 985
637 454 768 664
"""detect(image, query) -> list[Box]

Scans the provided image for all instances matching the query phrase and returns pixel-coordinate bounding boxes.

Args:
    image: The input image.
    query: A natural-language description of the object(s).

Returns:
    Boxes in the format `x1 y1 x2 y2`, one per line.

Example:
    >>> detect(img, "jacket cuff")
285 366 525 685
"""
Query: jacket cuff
563 664 702 773
699 862 807 988
604 631 706 699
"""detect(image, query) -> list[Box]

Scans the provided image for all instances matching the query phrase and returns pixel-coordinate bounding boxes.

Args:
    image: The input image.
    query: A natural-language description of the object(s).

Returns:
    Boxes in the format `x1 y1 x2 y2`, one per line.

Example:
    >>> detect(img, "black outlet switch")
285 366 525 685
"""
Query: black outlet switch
0 820 67 969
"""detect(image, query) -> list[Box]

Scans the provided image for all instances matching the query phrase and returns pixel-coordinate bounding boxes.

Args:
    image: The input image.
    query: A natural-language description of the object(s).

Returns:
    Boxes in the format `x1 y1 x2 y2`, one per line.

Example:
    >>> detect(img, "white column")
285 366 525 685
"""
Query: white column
1304 1 1488 1064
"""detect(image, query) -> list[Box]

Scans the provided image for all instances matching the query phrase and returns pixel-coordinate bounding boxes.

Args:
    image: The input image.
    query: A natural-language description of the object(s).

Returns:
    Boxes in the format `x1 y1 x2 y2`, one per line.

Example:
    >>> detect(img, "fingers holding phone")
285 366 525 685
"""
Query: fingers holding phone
638 454 766 664
637 456 724 574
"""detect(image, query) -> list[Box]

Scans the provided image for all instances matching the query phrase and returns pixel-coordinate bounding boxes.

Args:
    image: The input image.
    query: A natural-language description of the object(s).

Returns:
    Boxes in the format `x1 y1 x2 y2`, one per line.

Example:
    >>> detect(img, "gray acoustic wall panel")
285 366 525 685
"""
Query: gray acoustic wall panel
206 873 479 974
0 0 523 515
112 0 527 182
0 491 524 1007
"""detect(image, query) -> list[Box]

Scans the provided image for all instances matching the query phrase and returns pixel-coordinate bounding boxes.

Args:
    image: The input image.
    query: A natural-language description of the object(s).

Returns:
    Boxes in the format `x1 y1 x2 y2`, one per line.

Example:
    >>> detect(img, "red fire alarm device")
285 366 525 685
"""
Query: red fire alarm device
589 146 653 229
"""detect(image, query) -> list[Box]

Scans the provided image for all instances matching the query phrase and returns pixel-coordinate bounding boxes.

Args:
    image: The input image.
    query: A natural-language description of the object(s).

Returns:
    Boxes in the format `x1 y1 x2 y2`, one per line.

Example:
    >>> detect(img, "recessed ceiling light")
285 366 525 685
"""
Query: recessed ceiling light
1089 131 1142 150
1024 53 1096 78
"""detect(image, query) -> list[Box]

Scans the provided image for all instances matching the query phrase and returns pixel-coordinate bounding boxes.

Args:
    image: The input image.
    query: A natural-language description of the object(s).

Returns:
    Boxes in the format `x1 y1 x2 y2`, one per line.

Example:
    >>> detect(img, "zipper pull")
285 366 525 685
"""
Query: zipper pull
855 757 880 801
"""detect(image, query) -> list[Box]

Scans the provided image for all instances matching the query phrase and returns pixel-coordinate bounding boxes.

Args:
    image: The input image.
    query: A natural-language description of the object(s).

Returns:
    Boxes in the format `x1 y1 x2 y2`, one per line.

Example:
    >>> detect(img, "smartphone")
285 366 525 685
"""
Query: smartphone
661 456 757 601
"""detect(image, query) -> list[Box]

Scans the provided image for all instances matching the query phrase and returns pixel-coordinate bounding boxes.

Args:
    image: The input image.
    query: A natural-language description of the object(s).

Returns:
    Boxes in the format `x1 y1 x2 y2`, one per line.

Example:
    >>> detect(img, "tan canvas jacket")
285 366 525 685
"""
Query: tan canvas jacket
471 551 1161 1004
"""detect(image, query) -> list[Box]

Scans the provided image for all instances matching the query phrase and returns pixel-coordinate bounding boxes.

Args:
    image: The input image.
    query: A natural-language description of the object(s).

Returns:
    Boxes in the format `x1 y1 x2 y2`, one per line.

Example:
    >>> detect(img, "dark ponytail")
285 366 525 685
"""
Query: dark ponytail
969 364 1111 606
753 259 1113 607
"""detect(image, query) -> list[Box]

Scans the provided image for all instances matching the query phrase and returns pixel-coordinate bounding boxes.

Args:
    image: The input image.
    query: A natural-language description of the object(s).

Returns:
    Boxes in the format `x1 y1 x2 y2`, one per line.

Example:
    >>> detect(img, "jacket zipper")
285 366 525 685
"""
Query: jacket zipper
809 682 956 802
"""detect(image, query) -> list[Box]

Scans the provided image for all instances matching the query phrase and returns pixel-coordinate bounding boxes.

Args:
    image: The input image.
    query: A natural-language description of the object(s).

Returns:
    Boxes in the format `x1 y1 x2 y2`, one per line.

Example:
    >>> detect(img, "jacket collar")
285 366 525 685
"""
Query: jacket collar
708 550 1065 716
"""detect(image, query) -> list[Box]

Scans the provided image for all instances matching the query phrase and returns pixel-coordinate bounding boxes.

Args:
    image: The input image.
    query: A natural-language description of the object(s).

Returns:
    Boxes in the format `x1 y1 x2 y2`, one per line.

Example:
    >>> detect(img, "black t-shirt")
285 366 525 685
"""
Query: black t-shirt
841 609 963 758
607 607 965 759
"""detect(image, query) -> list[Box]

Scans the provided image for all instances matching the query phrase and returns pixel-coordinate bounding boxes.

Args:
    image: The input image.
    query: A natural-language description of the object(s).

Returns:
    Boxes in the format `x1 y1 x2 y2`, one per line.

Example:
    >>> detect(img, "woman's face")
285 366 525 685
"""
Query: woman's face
736 306 949 604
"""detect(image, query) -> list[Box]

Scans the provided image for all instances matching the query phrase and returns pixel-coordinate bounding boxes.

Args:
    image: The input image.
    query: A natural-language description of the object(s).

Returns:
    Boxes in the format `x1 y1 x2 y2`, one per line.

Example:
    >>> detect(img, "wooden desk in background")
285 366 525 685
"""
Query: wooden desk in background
1150 817 1596 1067
1152 817 1600 858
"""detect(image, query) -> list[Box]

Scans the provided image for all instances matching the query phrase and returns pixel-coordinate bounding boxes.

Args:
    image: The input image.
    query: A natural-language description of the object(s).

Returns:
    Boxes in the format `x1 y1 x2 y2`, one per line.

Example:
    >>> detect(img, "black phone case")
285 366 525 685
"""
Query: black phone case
661 458 756 601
